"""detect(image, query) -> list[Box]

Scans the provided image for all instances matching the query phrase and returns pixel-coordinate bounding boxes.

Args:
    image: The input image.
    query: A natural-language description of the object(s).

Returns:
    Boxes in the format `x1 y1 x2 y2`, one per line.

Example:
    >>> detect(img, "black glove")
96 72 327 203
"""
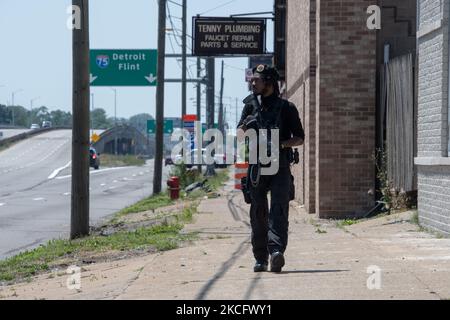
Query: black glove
243 115 258 130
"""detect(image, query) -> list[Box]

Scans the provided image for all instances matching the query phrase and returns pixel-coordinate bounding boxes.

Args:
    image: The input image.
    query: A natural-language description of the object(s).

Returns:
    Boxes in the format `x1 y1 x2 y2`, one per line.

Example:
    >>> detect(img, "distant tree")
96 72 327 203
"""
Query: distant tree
50 110 72 127
0 104 11 124
128 113 154 135
91 108 112 129
10 106 29 127
32 106 50 125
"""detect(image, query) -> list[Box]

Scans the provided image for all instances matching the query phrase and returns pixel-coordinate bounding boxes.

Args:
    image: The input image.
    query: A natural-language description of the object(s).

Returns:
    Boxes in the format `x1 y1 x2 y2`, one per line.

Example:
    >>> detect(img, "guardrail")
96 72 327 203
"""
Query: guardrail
0 126 71 148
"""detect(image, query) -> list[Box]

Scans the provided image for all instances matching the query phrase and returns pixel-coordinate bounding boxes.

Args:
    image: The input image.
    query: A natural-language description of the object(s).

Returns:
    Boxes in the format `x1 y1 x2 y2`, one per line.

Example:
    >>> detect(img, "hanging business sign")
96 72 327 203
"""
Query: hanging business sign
192 17 266 56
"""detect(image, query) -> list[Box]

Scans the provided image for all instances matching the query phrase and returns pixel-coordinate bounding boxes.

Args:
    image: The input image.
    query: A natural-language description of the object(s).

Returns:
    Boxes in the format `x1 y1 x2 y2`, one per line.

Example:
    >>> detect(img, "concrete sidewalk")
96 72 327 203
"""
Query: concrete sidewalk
1 175 450 300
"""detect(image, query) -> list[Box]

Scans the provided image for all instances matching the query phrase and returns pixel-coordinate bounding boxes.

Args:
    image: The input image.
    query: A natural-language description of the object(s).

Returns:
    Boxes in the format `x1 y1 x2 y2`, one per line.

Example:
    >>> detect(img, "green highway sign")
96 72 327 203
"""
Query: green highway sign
202 123 219 133
147 120 155 134
90 49 157 87
147 119 173 134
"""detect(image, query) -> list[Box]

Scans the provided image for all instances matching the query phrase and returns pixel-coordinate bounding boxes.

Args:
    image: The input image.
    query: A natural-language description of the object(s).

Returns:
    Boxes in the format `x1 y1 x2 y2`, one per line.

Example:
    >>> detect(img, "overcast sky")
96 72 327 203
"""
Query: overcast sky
0 0 274 127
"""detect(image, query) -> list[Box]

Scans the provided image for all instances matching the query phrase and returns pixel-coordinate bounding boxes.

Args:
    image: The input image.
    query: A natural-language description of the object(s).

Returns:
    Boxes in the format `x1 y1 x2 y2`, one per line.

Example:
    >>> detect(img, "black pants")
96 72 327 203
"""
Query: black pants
249 166 291 263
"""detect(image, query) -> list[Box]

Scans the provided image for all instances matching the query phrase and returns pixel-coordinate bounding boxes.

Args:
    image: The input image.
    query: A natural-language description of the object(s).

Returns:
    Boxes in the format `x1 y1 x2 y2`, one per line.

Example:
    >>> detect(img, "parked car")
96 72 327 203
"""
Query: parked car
89 147 100 170
30 123 40 129
164 156 174 166
171 148 229 168
42 121 52 128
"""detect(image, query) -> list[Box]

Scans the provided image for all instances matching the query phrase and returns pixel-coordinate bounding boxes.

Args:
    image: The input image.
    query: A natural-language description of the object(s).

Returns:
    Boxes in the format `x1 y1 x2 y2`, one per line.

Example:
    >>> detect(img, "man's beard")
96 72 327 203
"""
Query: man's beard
252 86 267 96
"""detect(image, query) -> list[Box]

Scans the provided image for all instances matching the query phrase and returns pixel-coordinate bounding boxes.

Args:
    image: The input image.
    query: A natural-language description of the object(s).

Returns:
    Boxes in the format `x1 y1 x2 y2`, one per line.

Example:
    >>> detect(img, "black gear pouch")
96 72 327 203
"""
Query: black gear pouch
241 176 252 204
289 174 295 201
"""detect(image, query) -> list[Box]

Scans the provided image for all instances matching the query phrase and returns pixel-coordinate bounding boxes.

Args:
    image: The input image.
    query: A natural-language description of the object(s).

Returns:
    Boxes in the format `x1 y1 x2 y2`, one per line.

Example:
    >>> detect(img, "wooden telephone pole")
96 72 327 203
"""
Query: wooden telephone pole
71 0 90 239
153 0 167 194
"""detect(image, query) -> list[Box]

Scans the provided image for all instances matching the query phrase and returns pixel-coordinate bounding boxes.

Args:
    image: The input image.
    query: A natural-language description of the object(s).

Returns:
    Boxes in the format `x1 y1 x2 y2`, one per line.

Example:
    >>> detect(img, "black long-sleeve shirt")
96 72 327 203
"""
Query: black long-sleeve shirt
238 93 305 142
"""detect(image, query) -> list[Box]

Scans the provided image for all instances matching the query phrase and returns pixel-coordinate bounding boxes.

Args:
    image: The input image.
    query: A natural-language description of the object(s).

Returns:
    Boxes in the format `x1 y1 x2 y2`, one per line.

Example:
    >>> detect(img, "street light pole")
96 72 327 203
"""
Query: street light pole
110 88 118 155
0 85 5 106
11 89 23 127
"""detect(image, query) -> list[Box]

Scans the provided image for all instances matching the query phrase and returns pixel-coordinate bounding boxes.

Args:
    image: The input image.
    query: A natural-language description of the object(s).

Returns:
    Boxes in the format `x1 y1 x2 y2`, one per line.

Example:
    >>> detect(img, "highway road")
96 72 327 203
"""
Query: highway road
0 129 31 140
0 130 168 260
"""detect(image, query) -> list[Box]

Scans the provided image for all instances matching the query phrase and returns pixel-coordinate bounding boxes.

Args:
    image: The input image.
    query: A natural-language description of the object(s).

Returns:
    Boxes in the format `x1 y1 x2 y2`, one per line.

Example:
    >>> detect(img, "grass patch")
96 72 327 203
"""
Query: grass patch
116 193 174 218
336 219 360 228
0 165 228 284
100 154 145 167
204 170 229 191
0 219 197 283
0 142 13 153
410 211 419 225
308 218 320 228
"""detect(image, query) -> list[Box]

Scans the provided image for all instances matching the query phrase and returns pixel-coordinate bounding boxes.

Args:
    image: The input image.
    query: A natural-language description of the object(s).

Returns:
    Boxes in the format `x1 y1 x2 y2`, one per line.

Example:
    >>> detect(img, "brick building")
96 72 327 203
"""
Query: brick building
283 0 417 218
415 0 450 236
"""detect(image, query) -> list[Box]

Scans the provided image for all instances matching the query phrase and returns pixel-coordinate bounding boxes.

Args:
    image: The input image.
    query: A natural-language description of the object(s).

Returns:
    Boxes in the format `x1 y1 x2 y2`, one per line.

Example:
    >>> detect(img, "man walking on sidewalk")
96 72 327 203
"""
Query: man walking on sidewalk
238 65 304 273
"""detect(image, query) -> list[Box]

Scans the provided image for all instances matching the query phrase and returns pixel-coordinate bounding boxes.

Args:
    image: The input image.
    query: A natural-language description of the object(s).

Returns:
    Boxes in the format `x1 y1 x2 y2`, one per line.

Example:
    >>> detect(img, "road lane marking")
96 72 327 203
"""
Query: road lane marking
0 203 5 207
33 198 45 201
48 161 72 179
100 183 106 187
55 166 131 180
63 192 71 196
1 139 70 172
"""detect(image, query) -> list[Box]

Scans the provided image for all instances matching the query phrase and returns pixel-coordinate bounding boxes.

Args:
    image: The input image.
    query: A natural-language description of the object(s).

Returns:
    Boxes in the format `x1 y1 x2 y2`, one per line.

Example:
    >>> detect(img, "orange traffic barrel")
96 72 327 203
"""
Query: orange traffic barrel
234 163 248 190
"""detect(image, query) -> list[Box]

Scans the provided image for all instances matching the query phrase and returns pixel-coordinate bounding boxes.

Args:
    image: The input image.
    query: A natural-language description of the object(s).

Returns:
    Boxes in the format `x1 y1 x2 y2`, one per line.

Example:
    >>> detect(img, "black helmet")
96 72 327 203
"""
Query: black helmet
252 64 280 82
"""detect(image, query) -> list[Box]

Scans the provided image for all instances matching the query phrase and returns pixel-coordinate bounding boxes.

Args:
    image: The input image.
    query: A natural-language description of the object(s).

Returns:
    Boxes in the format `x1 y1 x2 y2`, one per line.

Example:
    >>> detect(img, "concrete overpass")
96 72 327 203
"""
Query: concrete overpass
92 125 154 157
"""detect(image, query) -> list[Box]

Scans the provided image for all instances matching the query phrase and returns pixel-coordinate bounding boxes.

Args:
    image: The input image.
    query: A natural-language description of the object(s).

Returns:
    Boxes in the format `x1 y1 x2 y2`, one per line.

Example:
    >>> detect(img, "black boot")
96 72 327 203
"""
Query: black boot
270 252 285 273
253 261 268 272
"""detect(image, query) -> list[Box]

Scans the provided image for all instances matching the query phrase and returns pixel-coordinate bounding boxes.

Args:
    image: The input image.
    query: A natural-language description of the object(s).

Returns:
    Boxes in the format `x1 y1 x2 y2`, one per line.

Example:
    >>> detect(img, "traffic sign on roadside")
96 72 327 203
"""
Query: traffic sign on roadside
90 49 157 87
91 133 100 143
147 119 174 134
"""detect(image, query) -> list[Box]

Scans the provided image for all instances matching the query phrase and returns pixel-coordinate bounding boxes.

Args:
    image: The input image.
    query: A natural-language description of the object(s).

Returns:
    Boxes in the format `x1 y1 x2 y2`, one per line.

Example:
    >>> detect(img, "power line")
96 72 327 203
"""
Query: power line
224 62 246 71
167 2 193 49
199 0 238 16
167 0 181 7
166 1 195 79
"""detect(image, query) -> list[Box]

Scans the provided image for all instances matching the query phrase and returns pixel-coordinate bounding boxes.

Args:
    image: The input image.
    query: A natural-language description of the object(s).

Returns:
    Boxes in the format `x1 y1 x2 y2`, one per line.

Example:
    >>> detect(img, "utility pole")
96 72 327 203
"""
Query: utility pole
196 57 202 173
181 0 187 121
236 97 239 128
153 0 167 194
71 0 90 239
196 58 201 121
207 58 215 130
205 57 216 176
90 93 94 138
219 60 224 134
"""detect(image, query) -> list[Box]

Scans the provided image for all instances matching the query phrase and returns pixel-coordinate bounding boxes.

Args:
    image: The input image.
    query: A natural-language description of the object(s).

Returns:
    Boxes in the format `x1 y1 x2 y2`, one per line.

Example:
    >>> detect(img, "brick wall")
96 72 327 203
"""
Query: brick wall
418 166 450 236
286 0 316 213
417 0 448 158
315 0 376 218
416 0 450 235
